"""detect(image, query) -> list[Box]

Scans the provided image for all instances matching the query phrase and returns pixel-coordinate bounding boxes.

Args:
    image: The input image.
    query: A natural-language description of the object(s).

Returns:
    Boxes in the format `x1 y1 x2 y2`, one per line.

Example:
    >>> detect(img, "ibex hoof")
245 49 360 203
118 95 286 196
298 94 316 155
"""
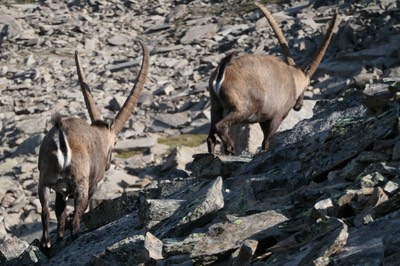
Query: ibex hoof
293 105 303 111
71 233 79 241
225 147 235 156
40 238 52 253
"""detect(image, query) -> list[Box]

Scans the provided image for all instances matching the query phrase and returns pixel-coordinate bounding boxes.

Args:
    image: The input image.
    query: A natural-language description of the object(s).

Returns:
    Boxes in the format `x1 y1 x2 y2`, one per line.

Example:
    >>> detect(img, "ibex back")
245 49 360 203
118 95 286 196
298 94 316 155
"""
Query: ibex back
207 3 338 155
38 40 149 250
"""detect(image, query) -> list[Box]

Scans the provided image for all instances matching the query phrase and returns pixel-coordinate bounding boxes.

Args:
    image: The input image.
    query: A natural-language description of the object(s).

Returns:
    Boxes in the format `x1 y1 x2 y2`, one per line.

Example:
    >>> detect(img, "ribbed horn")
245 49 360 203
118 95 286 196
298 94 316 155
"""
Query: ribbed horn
255 3 296 66
113 40 149 135
75 51 101 122
303 12 338 77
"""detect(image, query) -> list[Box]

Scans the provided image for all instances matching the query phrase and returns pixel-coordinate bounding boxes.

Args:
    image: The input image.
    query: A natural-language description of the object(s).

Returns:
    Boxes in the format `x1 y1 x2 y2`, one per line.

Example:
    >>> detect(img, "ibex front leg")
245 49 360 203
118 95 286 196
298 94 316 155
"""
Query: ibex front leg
293 92 304 111
259 116 284 151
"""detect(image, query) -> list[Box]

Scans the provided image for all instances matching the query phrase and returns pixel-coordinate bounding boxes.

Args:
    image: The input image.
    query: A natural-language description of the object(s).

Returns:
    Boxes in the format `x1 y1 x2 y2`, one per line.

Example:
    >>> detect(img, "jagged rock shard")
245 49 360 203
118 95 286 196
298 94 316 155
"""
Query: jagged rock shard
187 153 250 179
0 236 29 263
333 210 400 265
154 176 224 239
231 239 258 266
139 199 186 230
83 192 140 230
236 104 398 183
264 217 348 265
162 211 289 264
190 211 288 263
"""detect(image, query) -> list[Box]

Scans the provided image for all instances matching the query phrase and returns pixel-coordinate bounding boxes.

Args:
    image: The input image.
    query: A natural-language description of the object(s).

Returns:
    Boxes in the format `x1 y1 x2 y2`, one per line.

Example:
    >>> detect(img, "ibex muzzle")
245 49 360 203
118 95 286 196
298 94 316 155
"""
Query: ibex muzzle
207 3 338 155
38 41 149 250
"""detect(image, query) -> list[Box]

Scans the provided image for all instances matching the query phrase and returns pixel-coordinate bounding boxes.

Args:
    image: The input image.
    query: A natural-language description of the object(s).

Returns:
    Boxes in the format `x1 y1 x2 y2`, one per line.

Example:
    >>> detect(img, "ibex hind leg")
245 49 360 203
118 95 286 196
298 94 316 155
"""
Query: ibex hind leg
208 114 223 154
71 187 89 240
207 126 218 154
39 185 52 251
207 100 224 154
55 192 68 240
215 111 251 155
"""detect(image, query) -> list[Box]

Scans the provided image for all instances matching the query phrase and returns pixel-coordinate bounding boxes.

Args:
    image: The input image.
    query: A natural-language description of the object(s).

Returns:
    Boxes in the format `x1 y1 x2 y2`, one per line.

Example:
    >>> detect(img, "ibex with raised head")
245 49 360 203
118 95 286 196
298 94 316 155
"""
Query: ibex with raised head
38 40 149 250
207 3 338 155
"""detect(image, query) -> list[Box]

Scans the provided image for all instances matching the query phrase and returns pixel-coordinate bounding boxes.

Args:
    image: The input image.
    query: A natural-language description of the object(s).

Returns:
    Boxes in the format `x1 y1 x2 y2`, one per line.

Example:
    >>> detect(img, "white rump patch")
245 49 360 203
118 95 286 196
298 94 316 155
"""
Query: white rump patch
53 129 71 171
212 66 225 97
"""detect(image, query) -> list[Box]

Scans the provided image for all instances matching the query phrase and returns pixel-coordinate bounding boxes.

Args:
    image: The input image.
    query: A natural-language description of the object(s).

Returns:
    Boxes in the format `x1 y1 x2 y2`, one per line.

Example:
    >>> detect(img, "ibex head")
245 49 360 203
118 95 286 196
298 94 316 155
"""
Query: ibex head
38 40 149 251
207 3 338 155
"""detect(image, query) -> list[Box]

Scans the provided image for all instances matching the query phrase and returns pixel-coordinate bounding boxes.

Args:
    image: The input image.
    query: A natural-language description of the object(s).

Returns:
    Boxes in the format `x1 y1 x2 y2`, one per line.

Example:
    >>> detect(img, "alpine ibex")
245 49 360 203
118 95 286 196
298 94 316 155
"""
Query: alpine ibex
38 40 149 250
207 3 338 155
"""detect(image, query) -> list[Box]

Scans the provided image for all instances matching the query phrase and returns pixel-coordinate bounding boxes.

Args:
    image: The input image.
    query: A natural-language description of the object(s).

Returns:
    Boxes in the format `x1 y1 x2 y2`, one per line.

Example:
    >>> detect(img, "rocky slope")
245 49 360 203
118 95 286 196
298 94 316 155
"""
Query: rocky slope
1 0 400 265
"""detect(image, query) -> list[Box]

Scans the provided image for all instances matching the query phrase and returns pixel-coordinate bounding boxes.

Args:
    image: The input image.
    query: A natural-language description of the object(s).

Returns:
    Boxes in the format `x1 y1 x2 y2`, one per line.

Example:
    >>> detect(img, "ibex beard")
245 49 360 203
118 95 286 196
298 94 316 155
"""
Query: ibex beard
207 3 338 155
38 40 149 251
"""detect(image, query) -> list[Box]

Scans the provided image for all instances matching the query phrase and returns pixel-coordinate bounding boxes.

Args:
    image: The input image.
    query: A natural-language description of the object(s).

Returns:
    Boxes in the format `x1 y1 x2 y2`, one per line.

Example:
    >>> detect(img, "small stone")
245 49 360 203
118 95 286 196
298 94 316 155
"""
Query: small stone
341 159 368 182
231 239 258 266
154 112 189 128
84 37 97 52
25 54 36 66
107 34 133 46
114 136 156 152
161 146 195 171
360 172 387 188
140 199 186 230
180 24 218 44
144 232 163 261
19 240 48 265
383 180 399 194
166 5 187 22
4 18 23 39
311 198 335 220
154 177 225 239
0 236 29 262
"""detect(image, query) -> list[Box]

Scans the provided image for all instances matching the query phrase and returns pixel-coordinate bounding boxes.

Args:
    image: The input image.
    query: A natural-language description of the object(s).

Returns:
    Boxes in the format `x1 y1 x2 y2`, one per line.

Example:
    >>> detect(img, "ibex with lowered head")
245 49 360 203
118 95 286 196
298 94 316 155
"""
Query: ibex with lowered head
207 3 338 155
38 40 149 250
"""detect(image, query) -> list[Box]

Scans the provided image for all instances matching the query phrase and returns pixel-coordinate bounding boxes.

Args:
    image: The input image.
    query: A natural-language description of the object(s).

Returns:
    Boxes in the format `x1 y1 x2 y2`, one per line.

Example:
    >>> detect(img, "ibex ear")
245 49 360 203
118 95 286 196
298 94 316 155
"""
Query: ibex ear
108 119 115 131
304 65 312 76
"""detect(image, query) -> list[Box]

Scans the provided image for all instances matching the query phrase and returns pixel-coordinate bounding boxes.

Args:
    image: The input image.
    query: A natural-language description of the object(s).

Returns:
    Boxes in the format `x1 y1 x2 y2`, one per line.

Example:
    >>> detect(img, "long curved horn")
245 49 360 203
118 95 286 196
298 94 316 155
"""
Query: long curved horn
303 12 338 77
255 3 296 66
113 40 149 135
75 51 102 122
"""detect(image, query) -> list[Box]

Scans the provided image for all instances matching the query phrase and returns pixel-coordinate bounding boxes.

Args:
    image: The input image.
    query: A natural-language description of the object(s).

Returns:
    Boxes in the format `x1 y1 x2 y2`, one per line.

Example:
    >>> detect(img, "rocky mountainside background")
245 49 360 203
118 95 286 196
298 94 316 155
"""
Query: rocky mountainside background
1 0 400 265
